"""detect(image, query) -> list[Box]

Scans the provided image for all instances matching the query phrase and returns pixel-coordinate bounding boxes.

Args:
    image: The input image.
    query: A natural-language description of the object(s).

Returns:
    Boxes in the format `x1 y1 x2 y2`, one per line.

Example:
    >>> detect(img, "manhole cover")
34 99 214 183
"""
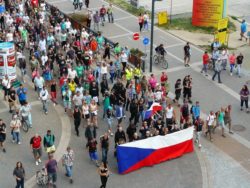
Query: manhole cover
232 124 246 132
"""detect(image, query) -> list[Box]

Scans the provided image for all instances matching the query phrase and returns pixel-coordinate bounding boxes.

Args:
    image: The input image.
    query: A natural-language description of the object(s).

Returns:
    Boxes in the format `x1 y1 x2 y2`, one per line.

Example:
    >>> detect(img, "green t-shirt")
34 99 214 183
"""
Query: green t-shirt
218 112 225 123
114 46 121 54
75 65 84 77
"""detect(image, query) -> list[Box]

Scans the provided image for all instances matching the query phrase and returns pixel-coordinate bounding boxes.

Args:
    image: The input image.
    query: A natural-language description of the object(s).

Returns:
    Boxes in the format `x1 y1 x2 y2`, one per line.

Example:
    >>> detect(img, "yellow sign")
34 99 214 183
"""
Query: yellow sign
158 11 168 25
192 0 226 28
218 18 228 30
215 31 228 44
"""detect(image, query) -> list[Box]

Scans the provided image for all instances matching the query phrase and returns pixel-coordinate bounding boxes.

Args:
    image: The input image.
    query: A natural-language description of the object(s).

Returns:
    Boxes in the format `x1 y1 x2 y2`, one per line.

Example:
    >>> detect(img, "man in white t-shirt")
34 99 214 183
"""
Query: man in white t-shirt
65 18 71 31
39 38 46 53
205 111 215 141
165 103 175 132
6 30 13 42
68 67 77 80
2 75 11 100
72 91 83 108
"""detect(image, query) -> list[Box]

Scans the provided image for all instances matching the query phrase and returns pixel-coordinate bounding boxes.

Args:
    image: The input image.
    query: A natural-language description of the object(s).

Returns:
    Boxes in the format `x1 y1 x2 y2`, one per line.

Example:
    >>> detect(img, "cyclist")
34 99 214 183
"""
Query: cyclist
19 101 32 128
155 44 167 57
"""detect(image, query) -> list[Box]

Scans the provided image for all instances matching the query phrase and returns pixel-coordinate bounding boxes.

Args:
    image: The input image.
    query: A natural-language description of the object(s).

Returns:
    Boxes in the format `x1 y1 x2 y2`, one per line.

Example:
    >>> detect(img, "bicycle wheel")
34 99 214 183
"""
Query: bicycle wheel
162 59 168 69
153 55 159 64
22 120 29 132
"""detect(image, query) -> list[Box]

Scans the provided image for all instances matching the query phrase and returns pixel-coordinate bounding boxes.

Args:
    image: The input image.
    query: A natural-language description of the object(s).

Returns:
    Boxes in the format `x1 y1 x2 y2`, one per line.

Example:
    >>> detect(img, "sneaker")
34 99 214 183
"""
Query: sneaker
205 74 208 76
110 133 114 136
199 144 202 148
2 148 6 153
12 140 15 143
35 161 39 166
70 179 73 184
18 142 21 145
38 158 42 163
222 134 226 138
45 111 48 115
230 73 232 76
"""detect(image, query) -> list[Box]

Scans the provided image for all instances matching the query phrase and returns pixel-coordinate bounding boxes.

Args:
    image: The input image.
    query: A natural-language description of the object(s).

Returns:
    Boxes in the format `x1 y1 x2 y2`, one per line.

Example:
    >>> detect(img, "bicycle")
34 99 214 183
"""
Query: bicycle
153 54 168 69
20 116 29 133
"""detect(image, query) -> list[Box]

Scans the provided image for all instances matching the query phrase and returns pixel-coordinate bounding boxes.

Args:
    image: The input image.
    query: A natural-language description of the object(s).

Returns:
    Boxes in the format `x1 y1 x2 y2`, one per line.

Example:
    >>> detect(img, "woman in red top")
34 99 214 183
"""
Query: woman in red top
201 51 209 76
138 13 144 32
229 52 236 76
160 72 168 84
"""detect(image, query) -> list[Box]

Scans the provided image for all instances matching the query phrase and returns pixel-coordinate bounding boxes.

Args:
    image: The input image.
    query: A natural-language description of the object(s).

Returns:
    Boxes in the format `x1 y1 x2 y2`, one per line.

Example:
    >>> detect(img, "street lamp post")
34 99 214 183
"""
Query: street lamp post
149 0 155 73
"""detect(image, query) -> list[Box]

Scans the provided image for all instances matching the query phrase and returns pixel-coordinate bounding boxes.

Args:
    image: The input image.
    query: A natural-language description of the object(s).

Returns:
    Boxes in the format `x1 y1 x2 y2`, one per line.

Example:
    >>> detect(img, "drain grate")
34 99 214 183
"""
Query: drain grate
232 124 246 132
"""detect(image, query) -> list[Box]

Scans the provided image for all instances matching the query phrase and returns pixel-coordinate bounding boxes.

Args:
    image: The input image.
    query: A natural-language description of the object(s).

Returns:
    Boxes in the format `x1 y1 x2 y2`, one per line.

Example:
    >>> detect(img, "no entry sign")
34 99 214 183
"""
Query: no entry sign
133 33 140 40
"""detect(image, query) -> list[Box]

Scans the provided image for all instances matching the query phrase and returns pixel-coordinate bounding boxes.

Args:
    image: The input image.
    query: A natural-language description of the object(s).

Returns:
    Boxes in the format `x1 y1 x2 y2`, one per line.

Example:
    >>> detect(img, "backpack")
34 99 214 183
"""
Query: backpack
190 105 194 115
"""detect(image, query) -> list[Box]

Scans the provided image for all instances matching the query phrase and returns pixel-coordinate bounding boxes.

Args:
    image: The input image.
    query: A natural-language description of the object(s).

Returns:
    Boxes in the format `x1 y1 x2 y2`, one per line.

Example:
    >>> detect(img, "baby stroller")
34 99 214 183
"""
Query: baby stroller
36 167 48 187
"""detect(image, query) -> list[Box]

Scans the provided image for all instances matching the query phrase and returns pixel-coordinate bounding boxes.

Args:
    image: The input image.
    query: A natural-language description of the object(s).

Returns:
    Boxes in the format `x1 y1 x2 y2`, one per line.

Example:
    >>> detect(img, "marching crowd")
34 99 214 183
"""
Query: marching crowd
0 0 248 188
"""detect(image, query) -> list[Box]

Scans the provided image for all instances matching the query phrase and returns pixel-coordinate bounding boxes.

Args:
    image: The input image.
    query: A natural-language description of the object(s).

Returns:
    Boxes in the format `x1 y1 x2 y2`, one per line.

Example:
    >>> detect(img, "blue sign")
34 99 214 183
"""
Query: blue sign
143 37 149 45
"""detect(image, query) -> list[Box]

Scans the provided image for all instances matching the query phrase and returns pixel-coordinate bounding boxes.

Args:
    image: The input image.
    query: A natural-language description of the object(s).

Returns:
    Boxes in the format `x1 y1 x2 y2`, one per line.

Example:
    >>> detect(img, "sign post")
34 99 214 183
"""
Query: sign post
142 37 150 72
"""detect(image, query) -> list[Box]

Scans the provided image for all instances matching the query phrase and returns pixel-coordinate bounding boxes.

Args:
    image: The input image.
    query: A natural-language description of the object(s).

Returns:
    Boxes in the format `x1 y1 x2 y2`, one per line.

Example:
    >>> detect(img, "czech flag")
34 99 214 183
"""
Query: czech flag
144 102 162 120
117 127 194 174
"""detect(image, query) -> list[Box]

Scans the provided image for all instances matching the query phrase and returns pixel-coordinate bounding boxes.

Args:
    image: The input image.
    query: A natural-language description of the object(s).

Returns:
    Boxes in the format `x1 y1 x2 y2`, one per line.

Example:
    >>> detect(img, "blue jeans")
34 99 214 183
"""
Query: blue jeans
13 132 20 143
139 111 144 122
16 178 24 188
42 100 48 113
230 64 235 73
65 165 73 177
102 148 108 163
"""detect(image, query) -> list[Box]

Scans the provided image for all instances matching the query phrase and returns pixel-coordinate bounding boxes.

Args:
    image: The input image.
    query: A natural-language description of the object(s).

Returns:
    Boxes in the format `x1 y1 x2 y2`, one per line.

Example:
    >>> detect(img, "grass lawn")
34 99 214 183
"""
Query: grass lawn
107 0 149 16
158 17 237 34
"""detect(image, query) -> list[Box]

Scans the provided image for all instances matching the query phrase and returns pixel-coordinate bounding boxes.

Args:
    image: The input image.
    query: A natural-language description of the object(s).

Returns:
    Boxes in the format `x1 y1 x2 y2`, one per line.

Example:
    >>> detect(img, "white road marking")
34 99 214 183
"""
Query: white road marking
115 16 134 21
109 33 132 39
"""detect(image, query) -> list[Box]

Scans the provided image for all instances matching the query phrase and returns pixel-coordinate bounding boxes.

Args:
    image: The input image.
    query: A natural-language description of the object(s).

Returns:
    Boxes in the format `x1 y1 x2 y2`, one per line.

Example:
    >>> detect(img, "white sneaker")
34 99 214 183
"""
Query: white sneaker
38 158 42 163
53 103 56 107
36 161 39 166
110 133 114 136
199 144 202 148
230 73 232 76
18 142 21 145
12 140 15 143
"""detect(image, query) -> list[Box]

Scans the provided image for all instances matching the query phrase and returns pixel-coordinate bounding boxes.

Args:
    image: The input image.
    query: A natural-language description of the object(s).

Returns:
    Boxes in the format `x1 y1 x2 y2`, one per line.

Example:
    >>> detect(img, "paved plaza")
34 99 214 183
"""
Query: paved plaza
1 0 250 187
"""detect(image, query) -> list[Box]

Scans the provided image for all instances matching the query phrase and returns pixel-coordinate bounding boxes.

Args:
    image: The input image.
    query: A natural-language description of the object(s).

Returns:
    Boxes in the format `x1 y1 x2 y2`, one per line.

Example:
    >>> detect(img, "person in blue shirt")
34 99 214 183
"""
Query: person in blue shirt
240 19 248 41
191 101 201 124
17 84 28 105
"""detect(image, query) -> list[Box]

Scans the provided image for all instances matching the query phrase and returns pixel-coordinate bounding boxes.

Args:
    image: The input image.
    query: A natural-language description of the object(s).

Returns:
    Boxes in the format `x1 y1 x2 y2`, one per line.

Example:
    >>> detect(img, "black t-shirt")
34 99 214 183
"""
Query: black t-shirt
101 137 109 149
86 140 97 152
184 45 190 56
0 123 6 134
51 83 57 92
237 55 244 64
175 83 181 94
8 90 16 102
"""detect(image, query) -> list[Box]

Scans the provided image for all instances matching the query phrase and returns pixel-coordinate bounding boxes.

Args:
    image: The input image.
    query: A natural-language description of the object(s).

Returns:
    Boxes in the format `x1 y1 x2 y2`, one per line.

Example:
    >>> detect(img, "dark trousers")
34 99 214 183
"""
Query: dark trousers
139 23 143 32
241 99 249 109
212 70 221 82
108 13 114 23
16 178 24 188
87 19 91 28
100 176 108 188
74 119 81 136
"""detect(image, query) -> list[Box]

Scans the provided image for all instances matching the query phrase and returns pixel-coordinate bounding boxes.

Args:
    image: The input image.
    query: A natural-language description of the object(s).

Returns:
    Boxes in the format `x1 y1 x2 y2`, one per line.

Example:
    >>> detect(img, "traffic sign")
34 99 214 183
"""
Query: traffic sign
133 33 140 40
143 37 149 45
